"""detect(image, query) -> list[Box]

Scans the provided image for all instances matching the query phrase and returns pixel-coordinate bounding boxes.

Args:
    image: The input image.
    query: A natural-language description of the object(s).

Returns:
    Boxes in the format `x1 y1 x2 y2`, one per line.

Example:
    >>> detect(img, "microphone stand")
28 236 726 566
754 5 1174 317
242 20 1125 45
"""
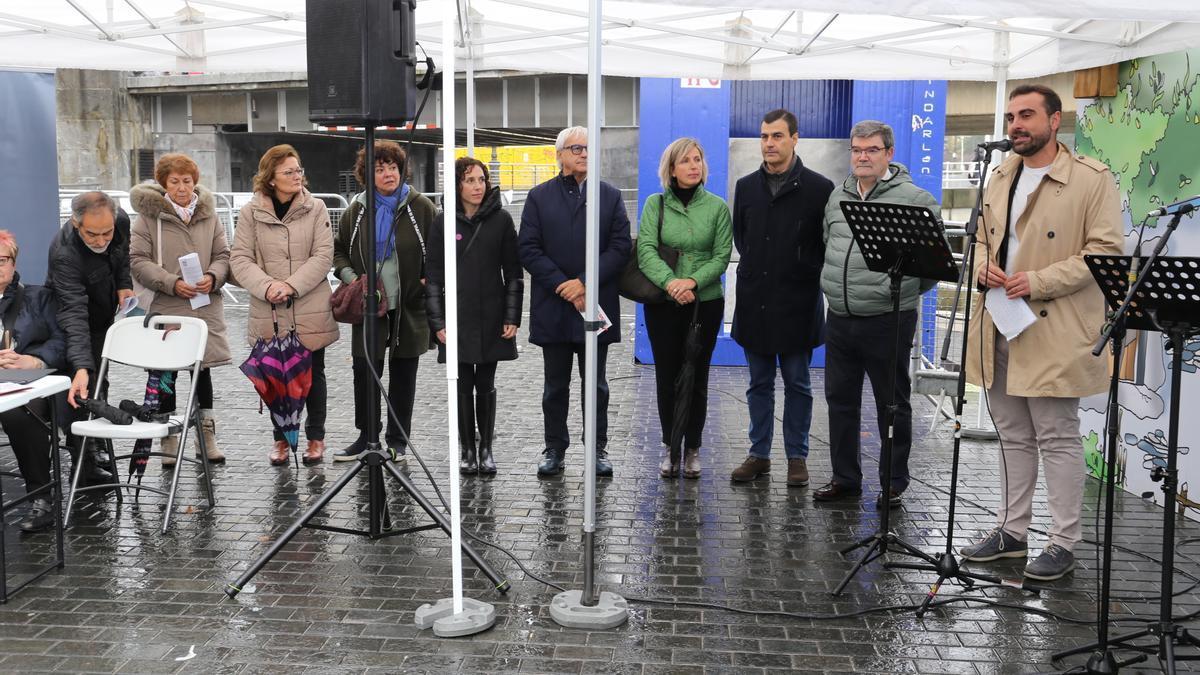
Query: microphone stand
905 145 1002 616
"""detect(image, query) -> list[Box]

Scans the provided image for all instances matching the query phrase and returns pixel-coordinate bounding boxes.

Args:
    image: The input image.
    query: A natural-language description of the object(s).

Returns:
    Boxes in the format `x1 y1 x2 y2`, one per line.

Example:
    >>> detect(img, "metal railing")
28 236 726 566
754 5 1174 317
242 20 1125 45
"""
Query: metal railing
944 161 985 191
913 218 996 437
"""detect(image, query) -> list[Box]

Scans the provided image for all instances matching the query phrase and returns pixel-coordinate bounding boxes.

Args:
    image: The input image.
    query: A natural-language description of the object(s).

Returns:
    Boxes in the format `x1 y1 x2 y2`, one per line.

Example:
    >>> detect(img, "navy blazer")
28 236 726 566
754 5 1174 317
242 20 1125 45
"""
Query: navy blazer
730 159 835 355
518 175 631 346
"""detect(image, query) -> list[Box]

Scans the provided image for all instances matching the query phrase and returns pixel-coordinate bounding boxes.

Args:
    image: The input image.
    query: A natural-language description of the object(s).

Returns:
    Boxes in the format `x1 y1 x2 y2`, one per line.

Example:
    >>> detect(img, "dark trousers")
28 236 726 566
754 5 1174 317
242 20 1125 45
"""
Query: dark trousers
351 354 419 448
274 347 327 442
643 298 724 449
824 310 917 492
541 342 609 452
159 368 214 413
458 362 497 397
2 398 52 493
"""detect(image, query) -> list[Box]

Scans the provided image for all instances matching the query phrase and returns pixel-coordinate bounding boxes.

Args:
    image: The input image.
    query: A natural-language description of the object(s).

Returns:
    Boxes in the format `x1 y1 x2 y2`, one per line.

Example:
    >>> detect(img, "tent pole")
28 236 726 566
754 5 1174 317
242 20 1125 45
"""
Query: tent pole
466 51 476 156
974 32 1008 433
581 0 601 609
413 0 496 638
549 0 627 630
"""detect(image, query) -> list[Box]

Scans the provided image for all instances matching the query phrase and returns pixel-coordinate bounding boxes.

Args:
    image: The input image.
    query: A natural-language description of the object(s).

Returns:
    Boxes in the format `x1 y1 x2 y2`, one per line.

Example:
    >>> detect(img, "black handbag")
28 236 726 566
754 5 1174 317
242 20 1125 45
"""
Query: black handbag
620 195 679 304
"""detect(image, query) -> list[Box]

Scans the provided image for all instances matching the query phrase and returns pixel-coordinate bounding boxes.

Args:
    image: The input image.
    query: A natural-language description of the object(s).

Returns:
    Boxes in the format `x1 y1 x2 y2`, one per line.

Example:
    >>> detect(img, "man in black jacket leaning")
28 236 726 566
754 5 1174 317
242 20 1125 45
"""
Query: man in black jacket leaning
46 191 134 484
729 109 835 488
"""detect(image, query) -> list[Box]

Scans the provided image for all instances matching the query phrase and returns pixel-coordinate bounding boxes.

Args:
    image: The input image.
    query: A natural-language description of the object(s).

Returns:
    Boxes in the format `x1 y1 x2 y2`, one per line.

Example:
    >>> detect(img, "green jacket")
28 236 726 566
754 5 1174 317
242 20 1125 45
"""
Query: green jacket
636 185 733 303
820 164 943 317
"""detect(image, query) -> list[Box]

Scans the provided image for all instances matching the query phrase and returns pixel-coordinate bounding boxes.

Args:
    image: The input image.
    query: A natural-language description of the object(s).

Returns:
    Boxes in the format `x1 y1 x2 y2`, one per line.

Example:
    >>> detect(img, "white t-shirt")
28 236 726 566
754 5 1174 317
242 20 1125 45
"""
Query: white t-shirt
1005 163 1052 275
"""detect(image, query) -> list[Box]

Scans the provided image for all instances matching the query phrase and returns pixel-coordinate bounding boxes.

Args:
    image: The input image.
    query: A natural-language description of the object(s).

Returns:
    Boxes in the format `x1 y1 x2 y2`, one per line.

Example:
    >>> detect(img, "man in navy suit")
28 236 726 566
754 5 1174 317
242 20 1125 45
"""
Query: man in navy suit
518 126 631 477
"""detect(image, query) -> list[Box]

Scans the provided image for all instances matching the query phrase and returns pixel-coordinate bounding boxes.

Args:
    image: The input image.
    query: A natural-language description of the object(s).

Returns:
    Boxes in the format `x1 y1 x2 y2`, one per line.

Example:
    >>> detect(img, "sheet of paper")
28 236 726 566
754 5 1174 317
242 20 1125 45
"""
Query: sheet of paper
579 306 613 336
117 294 138 317
0 382 32 396
178 252 212 310
985 287 1037 340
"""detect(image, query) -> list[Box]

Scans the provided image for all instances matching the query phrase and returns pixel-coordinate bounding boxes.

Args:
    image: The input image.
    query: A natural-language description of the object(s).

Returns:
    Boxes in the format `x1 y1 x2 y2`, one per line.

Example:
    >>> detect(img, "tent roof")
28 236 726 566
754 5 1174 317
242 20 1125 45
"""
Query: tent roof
1 1 1198 80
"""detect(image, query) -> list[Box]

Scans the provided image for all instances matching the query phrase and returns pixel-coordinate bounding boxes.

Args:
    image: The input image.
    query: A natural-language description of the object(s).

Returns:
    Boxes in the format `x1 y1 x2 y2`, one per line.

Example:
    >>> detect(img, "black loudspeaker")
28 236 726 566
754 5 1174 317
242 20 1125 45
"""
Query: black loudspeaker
306 0 418 124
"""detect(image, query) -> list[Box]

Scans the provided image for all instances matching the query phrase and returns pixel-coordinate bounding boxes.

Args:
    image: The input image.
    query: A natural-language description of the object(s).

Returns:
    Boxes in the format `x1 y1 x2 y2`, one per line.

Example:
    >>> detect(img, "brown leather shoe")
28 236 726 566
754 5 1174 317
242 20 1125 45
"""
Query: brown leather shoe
269 440 290 466
730 456 770 482
786 458 809 487
303 439 326 465
812 481 863 502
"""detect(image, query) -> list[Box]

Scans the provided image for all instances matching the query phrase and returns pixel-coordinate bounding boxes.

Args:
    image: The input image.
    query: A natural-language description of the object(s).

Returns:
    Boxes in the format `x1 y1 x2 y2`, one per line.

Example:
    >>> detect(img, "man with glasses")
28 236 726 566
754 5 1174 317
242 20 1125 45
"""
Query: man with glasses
46 190 135 485
813 120 943 509
518 126 631 477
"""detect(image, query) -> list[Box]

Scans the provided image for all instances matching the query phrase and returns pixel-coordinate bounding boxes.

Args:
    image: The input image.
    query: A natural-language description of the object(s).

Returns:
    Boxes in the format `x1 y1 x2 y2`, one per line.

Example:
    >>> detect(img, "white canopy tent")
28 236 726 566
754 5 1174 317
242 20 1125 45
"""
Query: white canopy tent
2 1 1199 82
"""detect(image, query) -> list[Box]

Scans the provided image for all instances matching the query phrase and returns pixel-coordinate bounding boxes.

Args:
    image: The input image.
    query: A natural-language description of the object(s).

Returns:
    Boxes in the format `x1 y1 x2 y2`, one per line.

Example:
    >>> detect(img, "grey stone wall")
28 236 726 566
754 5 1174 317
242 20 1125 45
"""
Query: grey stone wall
55 69 153 190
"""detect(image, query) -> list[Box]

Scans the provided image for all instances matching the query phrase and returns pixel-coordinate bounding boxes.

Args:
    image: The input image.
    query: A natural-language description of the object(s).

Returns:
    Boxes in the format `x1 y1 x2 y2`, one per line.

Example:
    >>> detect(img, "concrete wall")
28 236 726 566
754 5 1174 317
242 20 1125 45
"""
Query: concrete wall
55 69 152 189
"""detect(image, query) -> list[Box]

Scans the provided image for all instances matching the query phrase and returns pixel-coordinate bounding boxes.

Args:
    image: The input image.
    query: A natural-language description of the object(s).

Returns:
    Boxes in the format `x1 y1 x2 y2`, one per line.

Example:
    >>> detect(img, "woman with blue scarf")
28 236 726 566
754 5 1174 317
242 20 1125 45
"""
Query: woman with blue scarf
332 141 436 462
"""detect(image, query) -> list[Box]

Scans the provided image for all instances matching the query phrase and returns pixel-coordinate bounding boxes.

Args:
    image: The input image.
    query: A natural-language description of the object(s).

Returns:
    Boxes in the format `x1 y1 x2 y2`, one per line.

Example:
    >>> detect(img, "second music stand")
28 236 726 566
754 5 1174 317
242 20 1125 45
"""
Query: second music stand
832 200 960 595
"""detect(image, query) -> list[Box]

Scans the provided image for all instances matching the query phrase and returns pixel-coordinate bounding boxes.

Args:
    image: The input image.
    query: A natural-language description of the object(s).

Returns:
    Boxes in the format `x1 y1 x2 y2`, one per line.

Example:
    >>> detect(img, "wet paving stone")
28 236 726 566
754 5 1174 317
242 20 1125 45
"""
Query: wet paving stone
3 300 1200 673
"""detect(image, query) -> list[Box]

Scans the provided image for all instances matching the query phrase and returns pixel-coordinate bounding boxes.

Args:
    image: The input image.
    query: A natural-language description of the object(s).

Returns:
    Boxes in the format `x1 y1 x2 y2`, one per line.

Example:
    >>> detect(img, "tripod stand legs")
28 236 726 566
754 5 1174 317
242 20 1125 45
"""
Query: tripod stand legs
225 450 511 600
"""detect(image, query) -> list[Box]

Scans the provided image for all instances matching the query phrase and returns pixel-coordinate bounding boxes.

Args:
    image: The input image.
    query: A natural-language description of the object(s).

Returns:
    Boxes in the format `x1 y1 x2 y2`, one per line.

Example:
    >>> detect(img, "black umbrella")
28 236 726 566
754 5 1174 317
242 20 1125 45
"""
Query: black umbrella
667 301 704 466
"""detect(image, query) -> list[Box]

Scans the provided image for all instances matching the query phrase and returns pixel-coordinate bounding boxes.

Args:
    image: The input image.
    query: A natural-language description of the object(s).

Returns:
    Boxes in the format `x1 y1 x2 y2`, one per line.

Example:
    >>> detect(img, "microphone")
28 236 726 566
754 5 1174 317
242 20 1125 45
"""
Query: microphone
977 138 1013 152
1147 195 1200 218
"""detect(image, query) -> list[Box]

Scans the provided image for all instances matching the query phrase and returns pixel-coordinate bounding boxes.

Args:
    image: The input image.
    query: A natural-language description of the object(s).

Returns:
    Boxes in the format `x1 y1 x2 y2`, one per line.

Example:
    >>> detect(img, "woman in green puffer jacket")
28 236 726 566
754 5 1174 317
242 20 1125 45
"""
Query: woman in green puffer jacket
637 137 733 480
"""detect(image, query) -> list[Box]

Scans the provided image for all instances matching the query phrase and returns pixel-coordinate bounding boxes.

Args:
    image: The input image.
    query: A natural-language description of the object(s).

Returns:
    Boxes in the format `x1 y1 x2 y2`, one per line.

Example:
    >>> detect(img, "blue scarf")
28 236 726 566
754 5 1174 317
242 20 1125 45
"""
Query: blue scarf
373 184 408 262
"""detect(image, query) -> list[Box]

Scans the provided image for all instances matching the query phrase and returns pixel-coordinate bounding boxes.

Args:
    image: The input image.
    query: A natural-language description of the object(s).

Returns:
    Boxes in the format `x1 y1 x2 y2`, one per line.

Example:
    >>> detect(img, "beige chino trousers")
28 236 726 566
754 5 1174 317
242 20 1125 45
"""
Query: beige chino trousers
986 334 1084 551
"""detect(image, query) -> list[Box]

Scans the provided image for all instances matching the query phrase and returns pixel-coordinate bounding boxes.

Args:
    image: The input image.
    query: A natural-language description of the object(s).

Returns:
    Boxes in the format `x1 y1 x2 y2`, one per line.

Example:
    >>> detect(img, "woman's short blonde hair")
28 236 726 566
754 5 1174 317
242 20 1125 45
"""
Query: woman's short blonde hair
657 137 708 189
0 229 17 260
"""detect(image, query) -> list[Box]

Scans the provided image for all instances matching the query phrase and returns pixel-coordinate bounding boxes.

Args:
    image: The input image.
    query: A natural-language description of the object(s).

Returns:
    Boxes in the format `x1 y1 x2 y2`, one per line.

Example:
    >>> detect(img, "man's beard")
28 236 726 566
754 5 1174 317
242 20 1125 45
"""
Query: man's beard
1013 128 1053 157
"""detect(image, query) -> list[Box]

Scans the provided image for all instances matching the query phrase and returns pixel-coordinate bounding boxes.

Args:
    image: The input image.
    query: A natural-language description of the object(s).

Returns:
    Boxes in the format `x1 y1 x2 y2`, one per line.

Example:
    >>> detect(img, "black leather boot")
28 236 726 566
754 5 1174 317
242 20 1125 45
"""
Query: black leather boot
70 439 114 487
476 389 497 475
458 392 477 474
18 497 54 533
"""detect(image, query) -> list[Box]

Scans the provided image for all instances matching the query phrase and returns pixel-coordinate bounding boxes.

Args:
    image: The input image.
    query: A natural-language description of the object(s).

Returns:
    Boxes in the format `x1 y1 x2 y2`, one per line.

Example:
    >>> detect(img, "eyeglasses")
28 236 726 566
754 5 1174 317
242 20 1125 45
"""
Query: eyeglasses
563 144 587 156
277 167 305 178
850 146 886 157
0 256 12 267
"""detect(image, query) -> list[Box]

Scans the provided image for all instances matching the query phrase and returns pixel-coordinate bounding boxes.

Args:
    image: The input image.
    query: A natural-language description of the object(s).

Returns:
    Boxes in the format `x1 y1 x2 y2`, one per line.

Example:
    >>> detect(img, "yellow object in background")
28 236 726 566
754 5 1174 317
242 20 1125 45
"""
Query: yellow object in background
451 145 558 190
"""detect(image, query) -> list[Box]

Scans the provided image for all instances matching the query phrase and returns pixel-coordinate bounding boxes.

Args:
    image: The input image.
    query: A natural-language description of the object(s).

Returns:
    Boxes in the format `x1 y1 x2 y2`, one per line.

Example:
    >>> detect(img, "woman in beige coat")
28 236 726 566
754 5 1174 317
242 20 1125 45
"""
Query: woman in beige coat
130 153 232 466
230 144 339 465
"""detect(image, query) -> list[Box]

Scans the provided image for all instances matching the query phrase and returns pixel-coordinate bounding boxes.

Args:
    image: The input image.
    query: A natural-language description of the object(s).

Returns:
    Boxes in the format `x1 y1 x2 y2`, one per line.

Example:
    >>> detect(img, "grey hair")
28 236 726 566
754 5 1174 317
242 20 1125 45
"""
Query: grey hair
657 137 708 189
850 120 895 149
554 126 588 170
70 191 117 225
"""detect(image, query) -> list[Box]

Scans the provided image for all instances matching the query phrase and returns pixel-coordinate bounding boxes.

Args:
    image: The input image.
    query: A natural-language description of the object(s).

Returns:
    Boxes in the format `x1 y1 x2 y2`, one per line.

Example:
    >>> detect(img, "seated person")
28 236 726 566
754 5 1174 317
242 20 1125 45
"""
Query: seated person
0 229 68 532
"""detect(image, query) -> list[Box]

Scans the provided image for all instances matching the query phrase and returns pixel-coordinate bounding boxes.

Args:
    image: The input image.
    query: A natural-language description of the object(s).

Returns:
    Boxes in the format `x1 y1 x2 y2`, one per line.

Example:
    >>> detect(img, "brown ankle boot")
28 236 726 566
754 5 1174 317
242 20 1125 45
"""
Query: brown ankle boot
269 440 290 465
730 456 770 482
303 439 325 465
160 435 180 467
786 458 809 487
195 416 225 463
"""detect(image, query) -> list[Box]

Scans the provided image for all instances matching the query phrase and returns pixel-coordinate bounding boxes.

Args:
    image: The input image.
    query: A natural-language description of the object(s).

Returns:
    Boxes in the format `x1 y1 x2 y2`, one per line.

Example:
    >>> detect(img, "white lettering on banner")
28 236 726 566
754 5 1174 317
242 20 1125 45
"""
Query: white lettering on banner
680 78 722 89
913 84 940 186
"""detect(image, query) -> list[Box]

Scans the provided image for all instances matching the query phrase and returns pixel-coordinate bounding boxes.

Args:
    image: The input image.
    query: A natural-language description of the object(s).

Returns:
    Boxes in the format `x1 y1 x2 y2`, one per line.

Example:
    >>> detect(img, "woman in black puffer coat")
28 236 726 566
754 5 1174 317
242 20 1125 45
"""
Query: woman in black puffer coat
0 229 68 532
426 157 523 475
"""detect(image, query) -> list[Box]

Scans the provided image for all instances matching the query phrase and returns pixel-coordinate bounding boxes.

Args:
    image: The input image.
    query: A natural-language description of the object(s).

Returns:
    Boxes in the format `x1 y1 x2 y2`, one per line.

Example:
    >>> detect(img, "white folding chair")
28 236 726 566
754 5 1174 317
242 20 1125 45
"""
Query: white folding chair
64 315 214 534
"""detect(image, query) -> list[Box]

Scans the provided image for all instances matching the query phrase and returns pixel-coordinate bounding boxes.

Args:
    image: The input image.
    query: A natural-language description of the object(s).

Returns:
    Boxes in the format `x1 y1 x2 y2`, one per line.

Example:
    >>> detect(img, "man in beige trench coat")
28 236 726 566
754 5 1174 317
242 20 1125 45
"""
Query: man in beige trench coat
960 84 1124 581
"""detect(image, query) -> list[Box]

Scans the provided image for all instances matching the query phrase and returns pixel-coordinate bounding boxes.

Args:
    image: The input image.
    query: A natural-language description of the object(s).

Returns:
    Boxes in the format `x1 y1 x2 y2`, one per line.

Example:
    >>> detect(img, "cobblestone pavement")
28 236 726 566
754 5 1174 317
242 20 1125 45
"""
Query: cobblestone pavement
3 300 1200 674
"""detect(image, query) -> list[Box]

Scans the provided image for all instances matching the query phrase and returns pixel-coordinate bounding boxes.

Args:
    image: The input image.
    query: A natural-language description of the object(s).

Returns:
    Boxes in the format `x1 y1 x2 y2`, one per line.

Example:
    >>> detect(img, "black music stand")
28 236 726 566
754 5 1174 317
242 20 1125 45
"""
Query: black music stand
832 201 960 595
1053 254 1200 674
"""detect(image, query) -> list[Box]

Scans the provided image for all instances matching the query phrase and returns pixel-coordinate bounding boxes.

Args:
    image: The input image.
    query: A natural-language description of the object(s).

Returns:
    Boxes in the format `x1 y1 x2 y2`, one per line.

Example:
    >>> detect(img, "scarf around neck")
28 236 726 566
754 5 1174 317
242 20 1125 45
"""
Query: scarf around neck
374 184 409 262
170 192 199 223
